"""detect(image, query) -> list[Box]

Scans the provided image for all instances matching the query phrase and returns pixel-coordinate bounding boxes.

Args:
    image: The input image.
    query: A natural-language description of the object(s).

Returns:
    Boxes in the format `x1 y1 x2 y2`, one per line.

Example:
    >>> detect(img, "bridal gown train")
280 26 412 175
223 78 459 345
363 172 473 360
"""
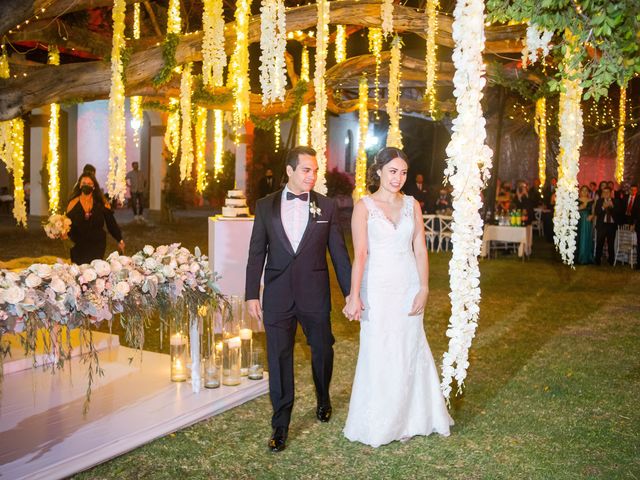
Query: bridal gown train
343 195 453 447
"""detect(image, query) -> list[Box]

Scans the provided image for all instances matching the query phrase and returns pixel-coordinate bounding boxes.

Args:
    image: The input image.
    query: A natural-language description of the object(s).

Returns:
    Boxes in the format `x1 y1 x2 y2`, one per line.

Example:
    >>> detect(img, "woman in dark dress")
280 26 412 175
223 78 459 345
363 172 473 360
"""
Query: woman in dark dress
65 173 125 264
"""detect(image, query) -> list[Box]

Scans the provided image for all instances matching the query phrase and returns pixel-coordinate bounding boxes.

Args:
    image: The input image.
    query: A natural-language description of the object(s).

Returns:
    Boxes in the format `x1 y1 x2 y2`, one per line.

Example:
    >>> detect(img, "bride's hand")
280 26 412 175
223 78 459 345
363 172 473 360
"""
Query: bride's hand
342 295 364 321
408 287 429 316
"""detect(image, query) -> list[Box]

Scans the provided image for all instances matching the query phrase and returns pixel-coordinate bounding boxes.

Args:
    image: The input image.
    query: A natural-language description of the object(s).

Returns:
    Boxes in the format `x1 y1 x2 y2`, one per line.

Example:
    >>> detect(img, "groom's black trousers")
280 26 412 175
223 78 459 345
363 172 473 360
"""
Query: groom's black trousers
264 307 335 429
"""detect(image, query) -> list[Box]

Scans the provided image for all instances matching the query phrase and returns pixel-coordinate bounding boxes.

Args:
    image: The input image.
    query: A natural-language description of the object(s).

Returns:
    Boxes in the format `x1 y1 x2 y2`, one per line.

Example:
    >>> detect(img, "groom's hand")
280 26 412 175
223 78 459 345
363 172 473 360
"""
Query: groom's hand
246 299 263 322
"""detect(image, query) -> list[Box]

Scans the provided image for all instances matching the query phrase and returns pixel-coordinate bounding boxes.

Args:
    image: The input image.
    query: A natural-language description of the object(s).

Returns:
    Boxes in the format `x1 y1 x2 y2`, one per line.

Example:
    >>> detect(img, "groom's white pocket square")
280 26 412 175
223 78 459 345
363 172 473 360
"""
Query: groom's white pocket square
317 220 329 224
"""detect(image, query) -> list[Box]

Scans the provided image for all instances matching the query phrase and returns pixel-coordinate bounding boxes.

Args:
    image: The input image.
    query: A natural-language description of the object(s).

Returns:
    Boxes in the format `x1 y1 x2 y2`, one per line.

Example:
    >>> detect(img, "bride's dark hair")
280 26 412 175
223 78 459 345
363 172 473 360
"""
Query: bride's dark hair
367 147 409 190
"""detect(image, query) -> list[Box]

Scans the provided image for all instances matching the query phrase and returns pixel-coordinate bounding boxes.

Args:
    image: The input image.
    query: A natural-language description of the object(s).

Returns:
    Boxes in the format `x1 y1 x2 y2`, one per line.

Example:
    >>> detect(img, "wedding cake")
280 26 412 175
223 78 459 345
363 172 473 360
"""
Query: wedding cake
221 189 250 217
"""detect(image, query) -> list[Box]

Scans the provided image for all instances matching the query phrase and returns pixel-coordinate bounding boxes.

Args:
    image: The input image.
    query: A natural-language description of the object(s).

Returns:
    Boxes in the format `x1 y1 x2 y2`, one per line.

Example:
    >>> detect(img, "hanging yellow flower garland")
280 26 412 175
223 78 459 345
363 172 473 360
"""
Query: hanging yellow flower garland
165 98 181 163
180 64 194 182
167 0 182 35
229 0 251 130
298 46 310 145
0 46 10 170
213 109 224 179
425 0 439 115
11 118 26 227
386 36 403 149
615 87 626 184
534 97 547 189
107 0 128 202
354 75 369 202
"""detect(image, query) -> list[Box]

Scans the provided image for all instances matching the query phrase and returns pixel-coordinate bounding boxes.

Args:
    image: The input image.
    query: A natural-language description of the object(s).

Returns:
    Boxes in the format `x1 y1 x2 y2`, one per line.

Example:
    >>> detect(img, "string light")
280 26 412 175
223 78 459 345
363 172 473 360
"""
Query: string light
425 0 439 115
335 25 346 64
354 75 369 202
11 118 26 227
274 118 281 152
229 0 251 129
615 86 626 183
130 3 143 147
534 97 546 189
368 28 383 116
310 0 330 194
213 109 224 178
47 45 61 213
195 106 208 193
179 64 194 182
298 46 310 145
107 0 128 203
165 98 180 163
0 46 13 170
386 36 403 149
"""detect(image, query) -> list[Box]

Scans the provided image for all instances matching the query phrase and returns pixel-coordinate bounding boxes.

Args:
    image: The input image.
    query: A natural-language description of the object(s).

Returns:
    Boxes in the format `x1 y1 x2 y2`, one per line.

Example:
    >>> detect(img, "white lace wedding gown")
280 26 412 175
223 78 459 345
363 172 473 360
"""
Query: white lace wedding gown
343 195 453 447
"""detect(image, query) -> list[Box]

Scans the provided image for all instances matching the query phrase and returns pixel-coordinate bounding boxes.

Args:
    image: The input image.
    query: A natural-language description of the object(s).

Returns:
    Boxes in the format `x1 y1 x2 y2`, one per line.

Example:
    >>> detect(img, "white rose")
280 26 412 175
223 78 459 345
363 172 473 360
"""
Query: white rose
115 281 130 296
176 253 189 265
144 258 158 271
128 270 144 285
82 268 97 283
50 276 67 294
155 245 169 256
2 285 25 304
162 265 176 278
143 245 155 256
5 272 20 284
189 263 200 274
69 264 80 277
119 255 132 266
179 264 190 272
92 260 111 277
95 278 106 293
110 259 123 273
25 273 42 288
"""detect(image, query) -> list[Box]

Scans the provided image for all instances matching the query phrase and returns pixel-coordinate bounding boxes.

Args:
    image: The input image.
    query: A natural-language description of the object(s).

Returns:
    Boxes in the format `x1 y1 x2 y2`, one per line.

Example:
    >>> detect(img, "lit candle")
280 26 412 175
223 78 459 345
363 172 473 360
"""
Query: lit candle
228 336 241 349
239 328 252 340
170 332 187 345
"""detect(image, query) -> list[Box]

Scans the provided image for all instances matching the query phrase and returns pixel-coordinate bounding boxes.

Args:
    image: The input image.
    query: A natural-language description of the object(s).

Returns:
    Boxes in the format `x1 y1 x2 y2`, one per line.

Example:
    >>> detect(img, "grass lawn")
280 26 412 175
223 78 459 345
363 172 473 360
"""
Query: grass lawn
2 213 638 479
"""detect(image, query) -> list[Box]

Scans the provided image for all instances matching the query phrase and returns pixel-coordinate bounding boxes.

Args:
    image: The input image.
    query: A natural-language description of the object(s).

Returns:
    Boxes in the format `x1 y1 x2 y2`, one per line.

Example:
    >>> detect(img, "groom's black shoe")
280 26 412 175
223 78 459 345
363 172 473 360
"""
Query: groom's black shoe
268 427 288 452
316 405 332 423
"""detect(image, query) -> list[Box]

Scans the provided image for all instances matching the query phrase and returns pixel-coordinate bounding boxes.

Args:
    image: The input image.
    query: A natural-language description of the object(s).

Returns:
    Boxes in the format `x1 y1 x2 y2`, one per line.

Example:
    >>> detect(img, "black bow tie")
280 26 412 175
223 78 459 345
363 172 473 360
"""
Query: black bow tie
286 192 309 201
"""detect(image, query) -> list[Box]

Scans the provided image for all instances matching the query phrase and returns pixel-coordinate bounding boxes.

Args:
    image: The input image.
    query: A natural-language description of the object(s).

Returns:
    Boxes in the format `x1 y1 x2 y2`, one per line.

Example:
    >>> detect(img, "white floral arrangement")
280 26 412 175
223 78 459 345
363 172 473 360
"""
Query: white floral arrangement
521 22 553 68
259 0 287 105
553 39 583 266
385 36 403 149
440 0 493 402
381 0 394 37
202 0 227 88
43 213 72 240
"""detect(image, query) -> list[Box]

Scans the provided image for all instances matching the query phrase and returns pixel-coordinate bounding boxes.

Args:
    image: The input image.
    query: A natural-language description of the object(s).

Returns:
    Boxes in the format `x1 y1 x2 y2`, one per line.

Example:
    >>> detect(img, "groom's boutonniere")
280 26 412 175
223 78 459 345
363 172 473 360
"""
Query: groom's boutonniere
309 201 322 219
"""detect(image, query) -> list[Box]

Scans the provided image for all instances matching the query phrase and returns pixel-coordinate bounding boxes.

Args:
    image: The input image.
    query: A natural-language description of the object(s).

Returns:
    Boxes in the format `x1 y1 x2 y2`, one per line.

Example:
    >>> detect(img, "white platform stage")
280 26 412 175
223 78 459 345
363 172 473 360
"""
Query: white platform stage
0 338 268 480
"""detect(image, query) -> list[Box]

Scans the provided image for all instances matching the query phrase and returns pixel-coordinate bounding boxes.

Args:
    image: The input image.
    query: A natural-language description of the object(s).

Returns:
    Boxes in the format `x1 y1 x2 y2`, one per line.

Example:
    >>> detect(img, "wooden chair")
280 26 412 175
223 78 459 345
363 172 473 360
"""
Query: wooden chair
423 214 438 252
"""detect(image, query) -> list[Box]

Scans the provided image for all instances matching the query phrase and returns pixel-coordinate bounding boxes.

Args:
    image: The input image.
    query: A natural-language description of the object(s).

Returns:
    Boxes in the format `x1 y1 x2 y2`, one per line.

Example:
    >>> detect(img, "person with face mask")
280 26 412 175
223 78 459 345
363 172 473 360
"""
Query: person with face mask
65 172 125 264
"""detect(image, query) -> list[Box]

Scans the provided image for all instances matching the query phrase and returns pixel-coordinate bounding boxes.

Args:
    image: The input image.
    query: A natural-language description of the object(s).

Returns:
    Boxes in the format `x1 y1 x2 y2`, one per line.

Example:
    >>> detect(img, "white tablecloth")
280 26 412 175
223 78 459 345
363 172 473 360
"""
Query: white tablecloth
481 225 533 258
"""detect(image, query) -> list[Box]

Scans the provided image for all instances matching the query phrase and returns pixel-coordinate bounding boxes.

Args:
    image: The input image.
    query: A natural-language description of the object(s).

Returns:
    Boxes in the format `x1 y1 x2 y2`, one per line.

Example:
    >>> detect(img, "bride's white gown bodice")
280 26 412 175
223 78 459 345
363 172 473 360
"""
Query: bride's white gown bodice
343 195 453 447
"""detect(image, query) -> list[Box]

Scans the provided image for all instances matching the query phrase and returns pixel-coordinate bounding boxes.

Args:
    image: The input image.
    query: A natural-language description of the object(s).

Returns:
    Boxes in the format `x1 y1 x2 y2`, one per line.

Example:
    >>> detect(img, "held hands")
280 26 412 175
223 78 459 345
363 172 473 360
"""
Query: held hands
408 287 429 316
246 299 263 322
118 239 125 253
342 294 364 322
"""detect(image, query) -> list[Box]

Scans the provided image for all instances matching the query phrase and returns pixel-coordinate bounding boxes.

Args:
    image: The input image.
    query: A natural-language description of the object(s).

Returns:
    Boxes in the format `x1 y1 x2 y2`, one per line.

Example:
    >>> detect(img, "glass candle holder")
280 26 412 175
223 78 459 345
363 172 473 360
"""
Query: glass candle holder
239 328 252 376
222 335 242 386
170 330 188 382
204 348 221 388
248 348 264 380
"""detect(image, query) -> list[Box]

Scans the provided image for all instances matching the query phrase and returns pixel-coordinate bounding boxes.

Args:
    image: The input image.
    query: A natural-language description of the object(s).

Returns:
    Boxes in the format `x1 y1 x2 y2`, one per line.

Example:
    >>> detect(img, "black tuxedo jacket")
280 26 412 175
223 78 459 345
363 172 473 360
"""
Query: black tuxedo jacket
245 189 351 314
594 198 618 228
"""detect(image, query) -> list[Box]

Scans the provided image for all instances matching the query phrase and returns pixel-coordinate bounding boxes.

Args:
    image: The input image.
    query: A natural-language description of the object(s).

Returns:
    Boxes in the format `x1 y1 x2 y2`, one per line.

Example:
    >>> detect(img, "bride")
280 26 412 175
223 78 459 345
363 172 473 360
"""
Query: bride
342 147 453 447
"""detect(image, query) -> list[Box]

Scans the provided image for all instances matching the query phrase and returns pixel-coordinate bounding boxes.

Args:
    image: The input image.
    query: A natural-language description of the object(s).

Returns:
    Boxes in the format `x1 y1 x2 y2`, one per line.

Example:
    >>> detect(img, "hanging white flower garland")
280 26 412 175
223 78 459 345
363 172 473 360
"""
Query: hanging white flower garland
311 0 329 194
381 0 394 37
259 0 287 105
386 36 403 149
534 97 547 189
202 0 226 88
353 75 369 202
425 0 439 115
47 45 61 214
368 28 383 115
11 118 27 227
298 47 310 146
229 0 251 129
553 38 583 267
0 46 11 170
195 106 208 193
440 0 493 401
165 98 181 163
179 64 194 182
130 3 143 148
335 25 346 64
106 0 128 203
522 22 553 68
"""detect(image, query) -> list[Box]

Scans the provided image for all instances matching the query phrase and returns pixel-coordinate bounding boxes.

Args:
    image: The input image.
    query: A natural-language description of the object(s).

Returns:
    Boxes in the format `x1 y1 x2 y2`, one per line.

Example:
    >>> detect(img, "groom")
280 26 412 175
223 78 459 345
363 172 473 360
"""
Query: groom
245 146 352 452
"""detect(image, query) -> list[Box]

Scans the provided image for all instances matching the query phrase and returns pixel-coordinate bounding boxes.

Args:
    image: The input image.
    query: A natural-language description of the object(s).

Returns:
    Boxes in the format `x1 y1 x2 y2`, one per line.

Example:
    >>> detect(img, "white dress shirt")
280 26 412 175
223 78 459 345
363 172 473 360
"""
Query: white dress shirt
281 185 310 252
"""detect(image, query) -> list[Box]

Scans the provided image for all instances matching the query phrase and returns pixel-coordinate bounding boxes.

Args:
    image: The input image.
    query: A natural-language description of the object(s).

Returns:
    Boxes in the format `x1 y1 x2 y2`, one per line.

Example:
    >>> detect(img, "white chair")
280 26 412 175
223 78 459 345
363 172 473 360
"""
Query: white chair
437 215 453 252
532 208 544 237
423 214 438 252
614 225 637 267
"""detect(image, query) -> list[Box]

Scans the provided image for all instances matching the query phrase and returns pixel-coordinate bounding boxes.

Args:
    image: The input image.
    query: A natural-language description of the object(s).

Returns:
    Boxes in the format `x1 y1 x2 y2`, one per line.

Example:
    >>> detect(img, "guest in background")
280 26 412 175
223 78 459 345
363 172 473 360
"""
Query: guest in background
621 184 638 225
434 188 452 215
403 173 428 212
589 181 597 200
126 162 147 223
593 187 617 266
633 189 640 270
496 181 512 211
543 177 557 209
528 178 543 208
512 180 533 224
576 185 594 264
257 168 278 199
66 172 124 265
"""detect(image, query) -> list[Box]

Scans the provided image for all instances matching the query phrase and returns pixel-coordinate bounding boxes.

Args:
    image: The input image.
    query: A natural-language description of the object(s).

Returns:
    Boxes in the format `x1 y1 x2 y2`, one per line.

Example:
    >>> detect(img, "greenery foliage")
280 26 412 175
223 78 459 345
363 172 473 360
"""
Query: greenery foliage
251 81 309 131
153 33 180 87
486 0 640 100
